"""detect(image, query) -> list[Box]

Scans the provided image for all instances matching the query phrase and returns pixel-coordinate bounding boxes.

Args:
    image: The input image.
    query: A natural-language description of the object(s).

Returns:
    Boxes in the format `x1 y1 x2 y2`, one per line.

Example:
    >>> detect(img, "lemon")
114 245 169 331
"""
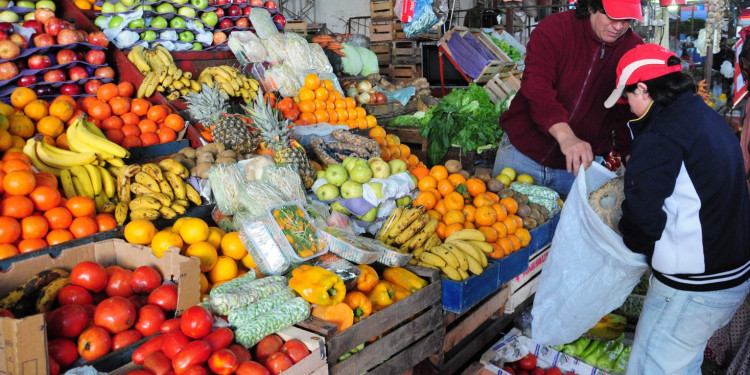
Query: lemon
179 218 210 244
496 174 511 186
150 230 184 258
221 232 248 260
500 167 516 181
517 174 534 184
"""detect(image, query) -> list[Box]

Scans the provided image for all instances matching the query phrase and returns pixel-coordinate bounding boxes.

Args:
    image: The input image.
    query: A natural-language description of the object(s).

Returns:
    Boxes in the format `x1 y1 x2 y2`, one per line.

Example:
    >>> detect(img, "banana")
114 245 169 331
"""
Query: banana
170 201 187 215
408 218 438 250
93 193 107 213
449 240 487 267
172 80 184 90
424 233 442 250
443 243 469 271
101 199 116 214
155 44 174 64
439 266 463 281
190 80 201 92
400 236 419 253
419 252 446 268
68 118 129 158
464 251 484 275
130 45 151 72
59 169 77 199
158 159 189 178
163 171 186 200
130 208 160 220
0 269 69 311
158 206 177 219
83 164 102 196
144 71 159 98
146 192 172 206
393 214 430 246
107 158 125 167
468 240 493 253
179 76 190 86
129 196 162 211
157 66 169 83
72 176 88 198
23 138 61 176
69 166 94 198
386 206 426 244
183 71 192 80
416 261 438 270
247 78 259 91
457 268 470 280
172 68 183 80
134 172 160 192
116 164 141 203
35 141 96 168
162 75 174 88
174 199 189 207
115 201 128 225
430 246 460 269
83 118 107 139
98 165 115 198
445 228 486 243
185 184 202 206
35 277 71 313
412 246 426 259
130 182 155 196
377 207 403 242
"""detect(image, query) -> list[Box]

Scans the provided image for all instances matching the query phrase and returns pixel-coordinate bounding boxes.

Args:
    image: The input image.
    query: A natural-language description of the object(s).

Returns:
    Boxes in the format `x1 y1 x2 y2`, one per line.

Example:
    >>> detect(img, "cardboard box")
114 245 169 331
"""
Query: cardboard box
0 239 201 375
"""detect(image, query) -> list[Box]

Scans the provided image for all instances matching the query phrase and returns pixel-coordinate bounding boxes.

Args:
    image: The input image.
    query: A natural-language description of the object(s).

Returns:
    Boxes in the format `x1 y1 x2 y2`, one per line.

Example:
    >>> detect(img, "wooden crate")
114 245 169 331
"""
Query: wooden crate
285 19 308 34
297 267 443 375
379 62 392 77
392 41 421 64
384 126 427 161
371 43 393 64
484 71 522 104
371 0 396 21
391 64 422 82
504 246 548 314
370 20 402 42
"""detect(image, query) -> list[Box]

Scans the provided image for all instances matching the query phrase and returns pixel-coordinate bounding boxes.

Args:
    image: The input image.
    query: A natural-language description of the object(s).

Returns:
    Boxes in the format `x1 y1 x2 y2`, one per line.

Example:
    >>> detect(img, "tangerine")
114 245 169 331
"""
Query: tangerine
185 241 218 272
0 244 18 259
179 218 209 244
414 191 438 210
164 114 185 132
49 99 75 122
444 223 465 239
24 99 49 121
0 216 20 243
44 207 73 229
150 230 184 258
17 238 47 253
443 191 465 211
46 229 74 246
101 116 124 131
466 178 486 197
130 98 151 116
1 195 34 219
117 82 135 97
65 197 95 218
475 205 498 227
208 255 238 284
3 170 35 195
462 205 477 222
69 216 97 238
96 83 119 102
443 210 465 226
304 74 320 90
147 105 168 123
108 96 131 116
447 173 467 187
11 87 36 109
94 213 118 232
29 186 61 211
499 197 518 215
124 219 157 245
478 226 498 243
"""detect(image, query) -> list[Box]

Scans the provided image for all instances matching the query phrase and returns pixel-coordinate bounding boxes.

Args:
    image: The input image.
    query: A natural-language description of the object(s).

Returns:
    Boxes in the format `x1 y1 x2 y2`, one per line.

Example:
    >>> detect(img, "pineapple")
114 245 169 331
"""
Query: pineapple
245 90 315 188
185 84 257 154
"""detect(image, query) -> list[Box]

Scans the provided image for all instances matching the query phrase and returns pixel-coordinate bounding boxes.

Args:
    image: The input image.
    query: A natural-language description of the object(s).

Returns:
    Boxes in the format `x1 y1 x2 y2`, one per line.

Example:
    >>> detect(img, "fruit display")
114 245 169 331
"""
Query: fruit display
170 142 254 180
271 203 327 260
309 131 380 167
367 129 424 170
288 73 378 129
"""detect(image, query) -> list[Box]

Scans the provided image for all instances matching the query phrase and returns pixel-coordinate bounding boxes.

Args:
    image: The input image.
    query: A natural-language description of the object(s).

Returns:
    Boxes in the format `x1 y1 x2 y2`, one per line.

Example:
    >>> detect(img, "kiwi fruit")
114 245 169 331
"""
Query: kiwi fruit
522 217 538 229
474 171 491 183
458 170 471 179
528 203 543 213
538 206 549 219
517 194 529 205
516 203 531 218
487 179 504 192
499 188 515 198
530 208 546 224
445 159 462 173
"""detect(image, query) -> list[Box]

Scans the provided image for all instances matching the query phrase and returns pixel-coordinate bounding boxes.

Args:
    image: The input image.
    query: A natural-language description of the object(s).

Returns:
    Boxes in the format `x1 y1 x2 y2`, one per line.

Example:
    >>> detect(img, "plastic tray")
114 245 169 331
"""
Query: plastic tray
320 227 385 264
236 215 292 276
267 201 329 263
376 246 412 267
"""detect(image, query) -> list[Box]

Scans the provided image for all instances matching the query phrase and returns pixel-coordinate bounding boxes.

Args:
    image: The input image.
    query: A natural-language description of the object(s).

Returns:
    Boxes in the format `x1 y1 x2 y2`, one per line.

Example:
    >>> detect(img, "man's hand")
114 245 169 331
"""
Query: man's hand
549 122 593 176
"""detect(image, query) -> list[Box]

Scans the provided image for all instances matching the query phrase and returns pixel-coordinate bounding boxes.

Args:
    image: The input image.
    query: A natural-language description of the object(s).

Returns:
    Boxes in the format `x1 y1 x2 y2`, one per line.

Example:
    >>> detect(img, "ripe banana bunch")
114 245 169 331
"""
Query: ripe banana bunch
417 239 490 281
113 160 202 225
197 66 260 103
60 164 117 214
0 268 70 317
128 44 202 100
377 206 436 248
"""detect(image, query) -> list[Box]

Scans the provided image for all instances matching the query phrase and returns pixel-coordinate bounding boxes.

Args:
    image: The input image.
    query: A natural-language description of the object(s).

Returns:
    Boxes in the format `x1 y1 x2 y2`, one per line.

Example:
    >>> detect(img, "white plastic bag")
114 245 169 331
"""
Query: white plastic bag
530 164 649 346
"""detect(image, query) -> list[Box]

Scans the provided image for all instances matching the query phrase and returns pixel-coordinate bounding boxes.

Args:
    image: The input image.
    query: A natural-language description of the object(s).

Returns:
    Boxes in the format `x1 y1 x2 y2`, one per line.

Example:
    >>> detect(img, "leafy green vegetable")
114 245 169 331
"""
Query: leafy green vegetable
487 33 521 61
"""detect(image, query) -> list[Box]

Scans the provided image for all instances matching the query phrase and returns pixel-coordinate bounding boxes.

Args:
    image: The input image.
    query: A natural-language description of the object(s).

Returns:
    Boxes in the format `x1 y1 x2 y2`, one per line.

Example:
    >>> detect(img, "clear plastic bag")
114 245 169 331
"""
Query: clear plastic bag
308 43 333 73
236 215 292 275
262 164 307 204
262 33 288 63
239 155 276 182
266 64 301 98
243 180 287 216
228 31 268 63
305 252 362 291
249 8 279 39
208 163 247 215
285 34 316 72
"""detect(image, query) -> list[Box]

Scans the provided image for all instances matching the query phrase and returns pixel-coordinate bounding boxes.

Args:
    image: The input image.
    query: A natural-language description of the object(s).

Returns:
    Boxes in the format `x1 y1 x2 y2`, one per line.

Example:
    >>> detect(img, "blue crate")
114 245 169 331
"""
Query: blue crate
442 258 502 314
525 213 560 254
498 246 531 286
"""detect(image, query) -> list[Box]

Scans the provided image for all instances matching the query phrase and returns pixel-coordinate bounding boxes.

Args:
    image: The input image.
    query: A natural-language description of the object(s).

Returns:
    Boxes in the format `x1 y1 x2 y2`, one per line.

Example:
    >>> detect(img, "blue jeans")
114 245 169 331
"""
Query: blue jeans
626 275 750 375
491 134 576 197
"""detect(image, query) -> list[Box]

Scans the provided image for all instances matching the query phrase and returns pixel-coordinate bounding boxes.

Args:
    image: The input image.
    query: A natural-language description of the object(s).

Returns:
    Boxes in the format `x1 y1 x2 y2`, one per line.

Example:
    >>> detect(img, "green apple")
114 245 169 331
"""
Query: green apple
140 30 157 41
316 170 326 179
128 18 145 29
36 0 56 10
24 12 34 21
101 1 115 13
200 11 218 27
171 0 189 4
151 16 168 28
121 0 140 7
135 4 153 11
170 16 187 28
324 165 348 187
0 10 17 22
0 0 10 7
94 15 108 28
155 2 175 13
370 160 390 179
331 201 351 215
108 15 124 29
341 180 363 199
396 196 412 207
357 207 378 222
192 19 204 30
408 173 418 186
342 157 358 171
191 42 203 50
177 6 196 18
367 182 383 199
178 30 194 42
15 0 34 9
191 0 208 9
316 184 339 201
349 163 372 184
388 159 407 175
113 2 129 12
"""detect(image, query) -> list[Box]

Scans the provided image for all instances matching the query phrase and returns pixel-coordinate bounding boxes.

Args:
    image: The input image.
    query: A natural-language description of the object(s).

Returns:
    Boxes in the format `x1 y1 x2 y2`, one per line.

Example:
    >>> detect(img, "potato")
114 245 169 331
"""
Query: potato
195 163 212 180
178 147 196 159
181 159 196 169
215 157 237 163
196 152 214 164
487 179 504 192
217 150 237 159
445 160 462 173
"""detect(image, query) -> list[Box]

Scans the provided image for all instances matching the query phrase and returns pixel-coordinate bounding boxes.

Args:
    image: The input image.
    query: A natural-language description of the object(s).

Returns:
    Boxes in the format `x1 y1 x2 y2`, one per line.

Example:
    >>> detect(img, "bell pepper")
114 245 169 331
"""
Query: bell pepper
368 281 396 312
311 303 354 333
356 264 379 293
289 265 346 306
383 281 411 302
343 291 372 323
382 267 427 292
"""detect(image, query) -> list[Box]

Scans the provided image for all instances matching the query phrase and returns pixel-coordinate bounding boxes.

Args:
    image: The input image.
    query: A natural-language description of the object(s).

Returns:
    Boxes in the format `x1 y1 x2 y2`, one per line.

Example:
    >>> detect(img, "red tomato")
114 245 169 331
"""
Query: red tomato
519 354 537 371
264 352 293 375
182 366 209 375
148 284 178 312
48 338 78 367
91 291 109 305
203 327 233 351
49 356 60 375
180 306 212 339
58 285 94 306
128 294 147 311
135 304 167 337
48 304 89 338
112 330 143 351
208 349 239 375
144 351 173 375
94 296 136 334
255 335 283 364
132 335 164 365
161 331 190 360
70 261 109 293
530 367 545 375
160 318 182 333
0 308 13 318
131 266 162 293
503 366 516 375
105 265 124 275
172 340 212 374
77 326 112 361
545 368 563 375
229 344 252 363
106 269 133 298
236 361 270 375
280 339 309 363
127 371 156 375
81 303 96 320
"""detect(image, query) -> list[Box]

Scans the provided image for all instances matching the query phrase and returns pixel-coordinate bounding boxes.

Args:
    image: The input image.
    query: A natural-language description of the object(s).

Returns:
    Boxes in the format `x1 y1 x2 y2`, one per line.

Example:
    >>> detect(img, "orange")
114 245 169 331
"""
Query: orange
436 222 447 239
147 105 169 123
44 207 73 230
417 175 438 191
335 99 347 110
437 179 455 198
241 253 257 270
17 238 47 253
473 193 495 208
138 119 158 134
199 273 209 294
96 83 119 102
21 215 49 239
412 167 430 180
486 192 500 203
117 82 135 97
150 230 184 258
94 213 117 232
3 170 35 196
422 188 441 202
462 205 476 222
356 118 367 130
507 234 521 251
2 151 29 163
365 115 377 128
326 110 338 123
299 112 316 125
443 210 465 226
298 100 315 113
56 133 69 150
444 223 465 239
447 173 467 187
443 191 465 211
140 132 159 146
321 79 334 90
497 237 513 256
29 186 61 211
414 191 437 210
299 88 315 102
164 114 185 132
11 87 36 109
355 107 366 119
8 112 34 138
206 227 224 249
130 98 151 116
0 129 11 151
37 116 65 137
429 165 448 181
24 99 48 121
314 87 329 101
49 98 75 122
489 242 505 259
509 214 523 229
0 244 18 259
464 222 476 229
122 124 141 137
109 96 131 116
502 217 517 235
2 159 31 173
88 100 111 121
344 97 356 109
124 219 158 245
335 108 348 122
434 199 447 216
69 216 98 239
500 197 518 215
475 205 498 227
313 99 327 111
172 217 190 233
65 197 95 218
304 74 320 90
466 178 486 197
179 217 210 244
185 241 218 272
479 226 499 243
0 216 20 243
34 171 58 189
347 108 358 122
101 116 124 131
407 155 419 167
313 110 329 123
220 231 247 260
46 229 74 246
426 209 442 221
208 256 238 284
515 228 531 247
492 203 508 222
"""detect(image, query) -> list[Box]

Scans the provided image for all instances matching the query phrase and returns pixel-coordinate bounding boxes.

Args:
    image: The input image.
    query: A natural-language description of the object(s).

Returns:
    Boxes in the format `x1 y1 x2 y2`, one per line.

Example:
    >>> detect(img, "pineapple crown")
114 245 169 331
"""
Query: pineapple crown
244 88 293 151
184 83 229 126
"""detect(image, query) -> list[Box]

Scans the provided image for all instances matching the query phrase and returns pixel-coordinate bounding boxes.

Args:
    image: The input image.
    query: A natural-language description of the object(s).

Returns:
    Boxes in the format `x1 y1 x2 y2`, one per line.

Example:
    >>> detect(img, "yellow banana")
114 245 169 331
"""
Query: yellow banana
69 166 94 198
130 45 151 72
185 184 202 206
408 218 438 250
377 207 403 242
445 228 486 243
68 117 129 158
385 206 426 244
468 240 493 253
158 206 177 219
443 243 469 272
22 138 61 176
158 159 189 178
143 163 173 199
98 166 115 199
107 158 124 167
164 171 186 200
457 267 470 280
36 141 96 168
424 233 442 250
130 208 160 220
170 202 187 215
419 252 446 268
429 246 460 269
129 196 162 211
146 192 172 206
83 164 102 196
115 201 128 225
448 240 487 267
393 214 430 245
134 172 160 192
439 266 463 281
130 182 155 196
59 169 77 199
416 261 439 270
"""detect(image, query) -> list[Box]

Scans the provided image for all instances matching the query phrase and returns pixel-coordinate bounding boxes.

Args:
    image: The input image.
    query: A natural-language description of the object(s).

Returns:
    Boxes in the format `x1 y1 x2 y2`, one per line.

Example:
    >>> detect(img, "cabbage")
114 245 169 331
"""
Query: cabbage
357 47 379 76
340 43 362 76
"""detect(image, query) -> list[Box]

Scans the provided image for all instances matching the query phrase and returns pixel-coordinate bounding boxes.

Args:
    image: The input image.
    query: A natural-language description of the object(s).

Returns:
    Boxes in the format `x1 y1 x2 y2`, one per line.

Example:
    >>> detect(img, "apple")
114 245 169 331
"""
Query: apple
264 1 277 9
43 69 66 82
191 42 203 50
113 2 129 12
22 20 42 35
177 7 196 18
170 16 187 28
135 4 153 11
370 160 391 179
331 201 350 215
249 0 262 5
178 30 194 42
84 79 103 95
155 2 176 13
23 12 34 21
56 49 78 64
325 165 348 187
343 157 359 171
0 31 7 41
94 66 115 78
46 18 72 37
109 16 124 29
340 180 363 199
85 50 106 65
140 30 157 41
215 0 230 5
0 61 18 80
227 4 242 16
218 19 233 29
349 163 373 184
60 83 81 96
128 19 145 29
357 207 378 222
56 29 79 45
236 0 248 3
151 16 168 29
214 7 224 17
94 16 108 28
34 86 53 97
316 184 339 201
273 14 285 26
34 8 55 25
0 22 12 34
388 159 407 175
236 17 249 27
32 33 54 47
408 173 417 186
122 0 140 6
0 40 20 59
87 31 109 47
28 54 52 69
15 59 26 71
191 0 208 9
9 34 28 49
316 170 326 179
367 182 384 199
243 6 251 16
396 196 412 207
212 31 227 44
17 75 36 87
192 19 205 30
200 11 218 27
68 66 88 80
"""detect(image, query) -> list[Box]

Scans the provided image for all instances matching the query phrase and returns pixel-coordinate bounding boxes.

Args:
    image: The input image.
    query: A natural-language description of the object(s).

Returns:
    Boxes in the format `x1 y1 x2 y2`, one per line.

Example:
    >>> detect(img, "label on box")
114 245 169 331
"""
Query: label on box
401 0 416 22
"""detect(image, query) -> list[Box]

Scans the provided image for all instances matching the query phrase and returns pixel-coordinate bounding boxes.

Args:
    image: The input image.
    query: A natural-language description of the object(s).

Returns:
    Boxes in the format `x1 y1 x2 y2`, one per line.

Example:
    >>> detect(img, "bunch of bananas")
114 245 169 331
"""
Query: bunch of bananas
0 268 70 317
415 229 493 281
377 206 440 251
128 44 201 100
113 160 202 224
197 66 259 104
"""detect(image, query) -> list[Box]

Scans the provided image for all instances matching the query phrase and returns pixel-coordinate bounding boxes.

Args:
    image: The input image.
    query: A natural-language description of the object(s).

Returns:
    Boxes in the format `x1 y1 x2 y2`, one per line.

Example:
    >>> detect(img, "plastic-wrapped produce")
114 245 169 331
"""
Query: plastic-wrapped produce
243 180 287 216
285 34 317 72
228 31 268 63
263 164 306 203
262 33 288 63
236 215 293 275
322 227 385 264
308 43 333 73
267 64 301 98
228 288 296 328
209 276 287 315
209 163 247 215
340 43 363 75
249 8 279 39
235 297 311 348
208 269 257 298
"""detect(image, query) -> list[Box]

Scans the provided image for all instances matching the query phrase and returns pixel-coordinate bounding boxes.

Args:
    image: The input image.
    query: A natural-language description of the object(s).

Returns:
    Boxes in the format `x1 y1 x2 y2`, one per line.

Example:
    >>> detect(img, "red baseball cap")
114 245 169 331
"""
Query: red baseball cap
602 0 643 22
604 43 683 108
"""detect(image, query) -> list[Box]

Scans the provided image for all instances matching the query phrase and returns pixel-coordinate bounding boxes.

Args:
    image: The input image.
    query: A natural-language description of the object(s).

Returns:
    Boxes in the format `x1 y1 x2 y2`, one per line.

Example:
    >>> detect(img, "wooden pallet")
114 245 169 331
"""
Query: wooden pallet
370 20 401 42
371 0 396 21
384 126 426 160
391 64 422 82
392 40 422 64
379 62 392 77
371 42 393 64
285 19 308 34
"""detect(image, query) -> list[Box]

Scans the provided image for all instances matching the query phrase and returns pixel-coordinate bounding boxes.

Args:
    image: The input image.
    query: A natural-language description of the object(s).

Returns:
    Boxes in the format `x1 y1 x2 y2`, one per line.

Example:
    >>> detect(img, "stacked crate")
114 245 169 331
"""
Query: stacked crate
370 0 398 77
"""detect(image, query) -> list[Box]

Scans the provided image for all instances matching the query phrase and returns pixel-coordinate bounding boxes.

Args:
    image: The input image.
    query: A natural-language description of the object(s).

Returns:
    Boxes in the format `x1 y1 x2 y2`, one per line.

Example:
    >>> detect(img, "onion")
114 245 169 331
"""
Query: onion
357 80 372 93
357 92 371 105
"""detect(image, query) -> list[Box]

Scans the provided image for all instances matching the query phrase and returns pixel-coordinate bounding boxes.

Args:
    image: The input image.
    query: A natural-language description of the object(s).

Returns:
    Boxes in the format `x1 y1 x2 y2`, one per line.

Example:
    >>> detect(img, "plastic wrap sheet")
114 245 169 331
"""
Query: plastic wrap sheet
262 164 306 204
228 31 268 63
208 163 247 215
308 43 334 73
262 33 288 63
249 8 280 39
285 34 316 72
266 64 301 98
236 215 292 275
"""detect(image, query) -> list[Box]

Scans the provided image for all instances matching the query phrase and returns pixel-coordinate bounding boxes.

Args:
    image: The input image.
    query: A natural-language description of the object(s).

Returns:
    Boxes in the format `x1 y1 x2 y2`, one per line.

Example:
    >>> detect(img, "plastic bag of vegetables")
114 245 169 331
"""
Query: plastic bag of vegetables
340 43 363 76
285 33 317 72
208 163 248 215
309 43 334 73
249 8 279 39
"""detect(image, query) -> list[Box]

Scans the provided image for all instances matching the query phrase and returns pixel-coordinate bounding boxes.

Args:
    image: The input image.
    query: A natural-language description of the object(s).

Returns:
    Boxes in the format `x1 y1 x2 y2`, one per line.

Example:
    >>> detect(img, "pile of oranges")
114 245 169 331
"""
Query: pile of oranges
0 152 117 260
291 74 377 129
368 127 425 171
412 165 531 259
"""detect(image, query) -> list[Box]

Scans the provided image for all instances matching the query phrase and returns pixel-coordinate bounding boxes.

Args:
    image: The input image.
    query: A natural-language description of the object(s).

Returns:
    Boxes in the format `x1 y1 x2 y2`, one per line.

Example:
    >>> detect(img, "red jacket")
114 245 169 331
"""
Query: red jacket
500 10 643 169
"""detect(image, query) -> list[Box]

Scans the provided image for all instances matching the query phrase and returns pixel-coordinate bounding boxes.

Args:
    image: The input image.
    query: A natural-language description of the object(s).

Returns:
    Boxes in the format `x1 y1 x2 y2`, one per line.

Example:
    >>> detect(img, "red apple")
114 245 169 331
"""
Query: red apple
43 69 66 82
213 31 227 44
84 79 102 95
60 83 81 95
243 6 251 16
46 18 73 37
264 1 276 9
35 85 54 97
85 50 106 65
236 18 249 27
35 8 55 26
28 54 52 69
0 31 7 41
56 49 78 64
9 34 28 49
22 20 42 35
215 0 230 4
32 33 54 47
0 23 12 35
68 66 88 80
227 5 241 16
0 40 20 59
219 18 233 29
17 75 37 87
56 29 79 45
273 14 285 27
76 30 88 43
249 0 261 5
87 31 108 47
93 66 114 79
0 61 18 80
235 0 248 3
214 8 224 18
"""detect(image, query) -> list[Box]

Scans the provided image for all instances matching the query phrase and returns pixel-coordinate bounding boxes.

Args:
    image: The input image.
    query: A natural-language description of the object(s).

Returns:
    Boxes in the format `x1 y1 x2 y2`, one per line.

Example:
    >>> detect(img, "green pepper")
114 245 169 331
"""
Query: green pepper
596 343 624 371
579 340 601 358
289 265 346 306
583 340 613 366
613 346 631 373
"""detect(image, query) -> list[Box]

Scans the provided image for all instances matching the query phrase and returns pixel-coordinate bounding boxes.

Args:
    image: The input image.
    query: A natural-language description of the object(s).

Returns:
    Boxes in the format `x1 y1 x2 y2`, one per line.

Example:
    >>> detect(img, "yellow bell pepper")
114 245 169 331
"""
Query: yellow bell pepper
289 265 346 306
311 303 354 333
343 291 372 323
368 281 396 312
383 281 411 302
356 264 379 293
382 267 427 292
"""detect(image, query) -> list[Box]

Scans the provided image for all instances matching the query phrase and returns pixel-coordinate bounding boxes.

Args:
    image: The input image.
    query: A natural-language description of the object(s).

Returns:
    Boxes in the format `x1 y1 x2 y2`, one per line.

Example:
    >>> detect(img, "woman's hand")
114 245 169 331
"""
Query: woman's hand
549 122 593 175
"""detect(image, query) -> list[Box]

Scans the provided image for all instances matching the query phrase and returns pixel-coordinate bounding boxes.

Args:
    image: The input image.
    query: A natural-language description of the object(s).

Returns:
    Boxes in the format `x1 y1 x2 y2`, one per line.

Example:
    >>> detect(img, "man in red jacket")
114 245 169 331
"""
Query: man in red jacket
492 0 643 196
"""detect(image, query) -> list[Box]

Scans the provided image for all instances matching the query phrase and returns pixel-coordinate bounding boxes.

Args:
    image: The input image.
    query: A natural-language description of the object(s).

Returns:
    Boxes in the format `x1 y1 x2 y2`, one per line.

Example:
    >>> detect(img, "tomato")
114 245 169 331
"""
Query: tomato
77 326 112 361
180 306 212 339
48 304 89 338
49 356 60 375
160 318 182 333
131 266 162 293
545 368 563 375
161 331 190 360
171 340 212 374
236 361 270 375
519 354 537 370
264 352 293 375
106 265 124 275
208 349 239 375
48 338 78 367
81 303 96 320
71 261 109 293
58 285 94 306
127 371 156 375
106 269 133 298
181 366 209 375
530 367 545 375
280 339 309 363
502 366 516 375
135 304 167 337
148 284 178 312
255 335 283 364
144 351 173 375
128 294 148 311
0 308 13 318
229 344 252 363
112 330 143 351
132 335 164 365
203 327 233 351
94 296 136 334
91 291 109 305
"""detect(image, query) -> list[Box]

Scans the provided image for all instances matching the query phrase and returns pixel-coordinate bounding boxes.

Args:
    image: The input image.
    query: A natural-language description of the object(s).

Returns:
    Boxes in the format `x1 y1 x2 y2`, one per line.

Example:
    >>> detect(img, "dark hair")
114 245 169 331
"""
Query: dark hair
575 0 605 19
739 38 750 80
623 56 696 106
